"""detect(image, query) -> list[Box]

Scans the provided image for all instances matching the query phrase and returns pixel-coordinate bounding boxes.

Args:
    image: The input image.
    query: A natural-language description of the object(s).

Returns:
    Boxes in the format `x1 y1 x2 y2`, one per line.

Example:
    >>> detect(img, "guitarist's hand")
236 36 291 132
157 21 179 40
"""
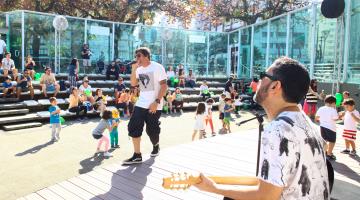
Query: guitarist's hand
193 173 218 193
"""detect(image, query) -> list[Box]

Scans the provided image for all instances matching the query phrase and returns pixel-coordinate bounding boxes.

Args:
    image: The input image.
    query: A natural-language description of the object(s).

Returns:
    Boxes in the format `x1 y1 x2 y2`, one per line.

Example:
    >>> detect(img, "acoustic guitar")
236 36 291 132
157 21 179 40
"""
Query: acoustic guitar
162 172 258 190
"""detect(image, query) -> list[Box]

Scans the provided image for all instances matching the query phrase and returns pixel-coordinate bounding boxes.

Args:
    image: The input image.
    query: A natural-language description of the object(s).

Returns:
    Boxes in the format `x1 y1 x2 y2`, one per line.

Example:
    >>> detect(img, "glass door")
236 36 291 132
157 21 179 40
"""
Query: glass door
228 45 239 77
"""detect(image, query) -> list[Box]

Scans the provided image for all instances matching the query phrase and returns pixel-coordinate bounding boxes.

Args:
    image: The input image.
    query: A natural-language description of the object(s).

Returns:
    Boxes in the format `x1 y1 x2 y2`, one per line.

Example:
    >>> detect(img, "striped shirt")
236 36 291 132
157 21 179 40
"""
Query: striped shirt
306 91 318 104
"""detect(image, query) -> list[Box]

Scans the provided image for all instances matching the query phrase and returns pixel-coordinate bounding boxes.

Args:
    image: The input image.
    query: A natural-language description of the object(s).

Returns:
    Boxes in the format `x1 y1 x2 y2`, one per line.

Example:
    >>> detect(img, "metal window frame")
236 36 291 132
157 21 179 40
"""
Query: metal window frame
342 0 352 82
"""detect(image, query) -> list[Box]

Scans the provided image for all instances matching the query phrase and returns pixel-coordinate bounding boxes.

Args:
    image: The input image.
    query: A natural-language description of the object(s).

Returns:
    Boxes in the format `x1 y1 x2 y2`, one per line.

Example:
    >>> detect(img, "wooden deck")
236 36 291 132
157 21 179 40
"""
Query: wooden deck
18 128 360 200
19 130 259 200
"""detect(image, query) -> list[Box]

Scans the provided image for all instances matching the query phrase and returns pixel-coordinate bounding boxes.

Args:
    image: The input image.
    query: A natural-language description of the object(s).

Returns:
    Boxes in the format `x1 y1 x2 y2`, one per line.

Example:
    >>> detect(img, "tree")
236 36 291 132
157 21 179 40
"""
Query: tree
201 0 309 29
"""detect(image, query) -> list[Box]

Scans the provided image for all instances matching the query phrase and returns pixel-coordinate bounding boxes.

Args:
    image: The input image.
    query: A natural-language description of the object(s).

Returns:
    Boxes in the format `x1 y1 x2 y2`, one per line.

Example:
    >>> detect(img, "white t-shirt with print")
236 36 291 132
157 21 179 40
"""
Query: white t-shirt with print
344 110 360 131
258 111 329 200
0 40 6 54
136 61 167 110
316 106 339 132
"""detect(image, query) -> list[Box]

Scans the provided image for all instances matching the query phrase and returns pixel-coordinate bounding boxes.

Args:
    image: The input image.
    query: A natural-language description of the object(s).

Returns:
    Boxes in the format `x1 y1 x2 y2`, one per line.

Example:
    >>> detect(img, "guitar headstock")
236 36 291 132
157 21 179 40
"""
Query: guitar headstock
162 172 201 190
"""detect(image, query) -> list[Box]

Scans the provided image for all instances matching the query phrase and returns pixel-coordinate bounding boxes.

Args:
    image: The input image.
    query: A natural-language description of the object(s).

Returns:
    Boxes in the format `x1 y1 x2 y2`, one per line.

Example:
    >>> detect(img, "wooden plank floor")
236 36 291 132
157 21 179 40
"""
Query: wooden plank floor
19 130 259 200
19 128 360 200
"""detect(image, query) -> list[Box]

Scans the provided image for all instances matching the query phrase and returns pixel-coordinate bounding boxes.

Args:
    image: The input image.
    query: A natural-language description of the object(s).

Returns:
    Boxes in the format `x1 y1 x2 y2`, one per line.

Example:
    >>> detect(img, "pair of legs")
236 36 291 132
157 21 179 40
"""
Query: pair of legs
68 76 77 89
116 102 129 116
173 100 183 112
51 123 61 141
205 117 215 135
69 105 87 118
201 93 211 101
124 106 161 164
17 86 34 99
41 84 60 97
2 87 15 98
320 127 336 158
192 129 206 141
344 140 356 151
106 70 119 80
343 130 357 153
186 80 196 88
223 117 231 133
110 130 119 148
83 59 91 74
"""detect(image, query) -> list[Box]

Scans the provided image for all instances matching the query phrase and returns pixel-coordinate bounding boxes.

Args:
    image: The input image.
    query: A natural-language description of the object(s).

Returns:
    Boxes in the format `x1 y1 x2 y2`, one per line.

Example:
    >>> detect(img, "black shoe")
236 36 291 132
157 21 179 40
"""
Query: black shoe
115 145 120 148
123 153 142 165
341 149 350 154
150 145 160 157
326 154 336 160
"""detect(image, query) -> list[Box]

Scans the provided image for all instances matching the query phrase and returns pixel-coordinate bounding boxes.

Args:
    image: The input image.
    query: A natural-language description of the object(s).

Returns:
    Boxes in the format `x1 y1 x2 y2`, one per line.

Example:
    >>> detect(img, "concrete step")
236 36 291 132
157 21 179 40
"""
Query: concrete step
2 122 42 131
0 108 29 117
0 103 25 110
0 98 19 104
0 113 41 125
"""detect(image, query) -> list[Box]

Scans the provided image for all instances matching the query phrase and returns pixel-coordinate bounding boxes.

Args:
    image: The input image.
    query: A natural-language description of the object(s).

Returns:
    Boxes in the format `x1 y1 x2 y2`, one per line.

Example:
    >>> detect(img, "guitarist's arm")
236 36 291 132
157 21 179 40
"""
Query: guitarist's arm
194 173 283 200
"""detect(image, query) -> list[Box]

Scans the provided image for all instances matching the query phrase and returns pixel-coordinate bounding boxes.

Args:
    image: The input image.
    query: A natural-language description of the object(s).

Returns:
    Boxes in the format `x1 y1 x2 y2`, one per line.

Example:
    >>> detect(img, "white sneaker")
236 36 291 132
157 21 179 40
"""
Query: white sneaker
104 151 113 157
180 109 183 114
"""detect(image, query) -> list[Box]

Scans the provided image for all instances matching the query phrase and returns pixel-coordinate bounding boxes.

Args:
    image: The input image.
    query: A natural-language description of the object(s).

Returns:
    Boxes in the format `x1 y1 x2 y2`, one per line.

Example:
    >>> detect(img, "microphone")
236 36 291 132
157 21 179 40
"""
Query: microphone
127 60 137 65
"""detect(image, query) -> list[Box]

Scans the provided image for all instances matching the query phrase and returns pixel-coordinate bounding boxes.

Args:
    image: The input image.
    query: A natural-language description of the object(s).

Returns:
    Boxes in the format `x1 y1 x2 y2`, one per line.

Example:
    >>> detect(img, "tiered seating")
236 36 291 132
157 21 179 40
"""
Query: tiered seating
0 74 235 131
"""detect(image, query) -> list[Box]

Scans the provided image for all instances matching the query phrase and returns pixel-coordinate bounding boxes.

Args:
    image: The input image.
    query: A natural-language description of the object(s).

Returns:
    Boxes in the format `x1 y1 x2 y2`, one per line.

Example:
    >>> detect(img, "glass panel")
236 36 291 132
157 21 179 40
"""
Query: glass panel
186 32 207 76
24 12 54 73
289 8 312 70
9 12 23 70
86 20 113 73
239 28 251 78
114 24 137 63
269 17 287 64
163 29 185 70
209 33 227 77
58 17 85 73
314 6 337 82
253 23 268 77
229 31 239 45
348 0 360 83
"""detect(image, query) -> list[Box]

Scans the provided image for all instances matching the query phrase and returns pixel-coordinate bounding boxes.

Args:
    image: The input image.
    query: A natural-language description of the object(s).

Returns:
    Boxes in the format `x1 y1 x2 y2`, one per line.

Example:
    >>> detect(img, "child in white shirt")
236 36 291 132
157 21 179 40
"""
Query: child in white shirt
315 95 339 160
192 102 206 141
340 98 360 155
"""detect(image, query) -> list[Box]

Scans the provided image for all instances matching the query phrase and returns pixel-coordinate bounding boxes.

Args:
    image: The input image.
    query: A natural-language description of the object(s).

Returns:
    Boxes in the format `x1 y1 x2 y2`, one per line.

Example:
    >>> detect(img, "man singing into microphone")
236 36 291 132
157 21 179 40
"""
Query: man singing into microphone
194 57 330 200
123 47 168 165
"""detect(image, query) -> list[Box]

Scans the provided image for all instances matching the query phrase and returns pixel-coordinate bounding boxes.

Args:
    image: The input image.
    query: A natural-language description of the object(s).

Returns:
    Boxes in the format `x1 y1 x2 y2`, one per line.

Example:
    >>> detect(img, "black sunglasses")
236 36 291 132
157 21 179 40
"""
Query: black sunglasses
259 72 278 81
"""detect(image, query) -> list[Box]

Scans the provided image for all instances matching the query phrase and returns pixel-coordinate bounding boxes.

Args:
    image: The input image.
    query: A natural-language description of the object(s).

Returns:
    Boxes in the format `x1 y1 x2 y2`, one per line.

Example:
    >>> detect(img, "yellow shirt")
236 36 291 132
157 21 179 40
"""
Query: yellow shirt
69 94 79 108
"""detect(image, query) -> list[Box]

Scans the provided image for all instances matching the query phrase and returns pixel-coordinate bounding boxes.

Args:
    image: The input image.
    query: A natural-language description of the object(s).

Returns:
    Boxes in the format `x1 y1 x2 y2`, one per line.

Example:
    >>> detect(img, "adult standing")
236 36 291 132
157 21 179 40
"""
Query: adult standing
123 47 168 165
0 34 6 64
68 58 79 89
81 44 91 73
40 67 60 98
303 79 323 119
194 57 330 200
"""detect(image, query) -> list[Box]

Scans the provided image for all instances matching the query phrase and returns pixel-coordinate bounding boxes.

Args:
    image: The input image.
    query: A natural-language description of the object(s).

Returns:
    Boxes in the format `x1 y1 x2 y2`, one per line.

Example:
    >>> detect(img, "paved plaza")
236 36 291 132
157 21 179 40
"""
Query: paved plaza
0 111 359 200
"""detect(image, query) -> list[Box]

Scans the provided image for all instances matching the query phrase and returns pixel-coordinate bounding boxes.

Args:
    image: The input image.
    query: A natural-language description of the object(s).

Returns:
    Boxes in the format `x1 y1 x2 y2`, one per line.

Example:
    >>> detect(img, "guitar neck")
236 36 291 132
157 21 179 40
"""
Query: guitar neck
208 176 259 186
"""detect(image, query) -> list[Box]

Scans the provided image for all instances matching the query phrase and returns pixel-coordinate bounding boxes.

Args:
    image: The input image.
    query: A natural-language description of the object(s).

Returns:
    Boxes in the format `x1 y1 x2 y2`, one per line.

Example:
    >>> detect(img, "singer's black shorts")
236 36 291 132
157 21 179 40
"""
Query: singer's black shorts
128 106 161 138
219 112 224 120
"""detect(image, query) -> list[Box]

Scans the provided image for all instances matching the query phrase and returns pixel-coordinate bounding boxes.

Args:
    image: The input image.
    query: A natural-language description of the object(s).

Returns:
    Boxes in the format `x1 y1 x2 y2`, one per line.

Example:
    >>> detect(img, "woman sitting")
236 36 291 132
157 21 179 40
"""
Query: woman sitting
116 88 130 117
172 87 184 113
25 55 36 80
94 88 107 115
199 80 211 101
68 87 87 119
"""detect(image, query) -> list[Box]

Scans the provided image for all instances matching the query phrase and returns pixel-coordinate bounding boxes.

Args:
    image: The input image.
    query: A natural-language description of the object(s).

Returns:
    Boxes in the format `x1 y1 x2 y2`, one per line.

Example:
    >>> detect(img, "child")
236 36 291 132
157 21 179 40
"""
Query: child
49 97 61 142
166 91 174 113
315 95 338 160
205 98 216 136
218 93 226 133
199 80 211 101
92 110 113 157
109 109 120 148
340 98 360 155
81 94 93 112
94 89 107 115
223 98 234 133
192 102 206 141
2 76 15 98
234 95 243 114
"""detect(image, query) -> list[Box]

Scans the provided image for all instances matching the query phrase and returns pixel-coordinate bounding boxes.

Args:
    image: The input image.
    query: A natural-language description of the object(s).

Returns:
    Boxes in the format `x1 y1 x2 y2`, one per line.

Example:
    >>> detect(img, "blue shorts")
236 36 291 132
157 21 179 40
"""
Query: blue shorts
47 84 55 92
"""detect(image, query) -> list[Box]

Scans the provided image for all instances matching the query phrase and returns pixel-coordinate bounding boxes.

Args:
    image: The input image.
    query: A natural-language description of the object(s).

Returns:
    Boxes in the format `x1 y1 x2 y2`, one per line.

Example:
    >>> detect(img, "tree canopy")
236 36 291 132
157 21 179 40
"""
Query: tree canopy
0 0 309 29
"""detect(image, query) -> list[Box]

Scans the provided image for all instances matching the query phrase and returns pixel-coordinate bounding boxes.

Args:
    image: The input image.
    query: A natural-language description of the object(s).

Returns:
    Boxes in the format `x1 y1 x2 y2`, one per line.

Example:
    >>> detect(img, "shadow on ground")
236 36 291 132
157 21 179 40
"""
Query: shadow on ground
15 140 54 156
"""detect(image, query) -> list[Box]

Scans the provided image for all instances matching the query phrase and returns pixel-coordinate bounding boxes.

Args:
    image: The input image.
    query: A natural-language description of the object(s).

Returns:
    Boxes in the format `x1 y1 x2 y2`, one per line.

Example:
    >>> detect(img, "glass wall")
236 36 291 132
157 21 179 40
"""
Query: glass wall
268 16 287 64
289 8 312 69
209 33 228 77
314 7 337 81
8 12 22 70
186 32 207 75
348 0 360 83
239 28 251 78
253 22 268 77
